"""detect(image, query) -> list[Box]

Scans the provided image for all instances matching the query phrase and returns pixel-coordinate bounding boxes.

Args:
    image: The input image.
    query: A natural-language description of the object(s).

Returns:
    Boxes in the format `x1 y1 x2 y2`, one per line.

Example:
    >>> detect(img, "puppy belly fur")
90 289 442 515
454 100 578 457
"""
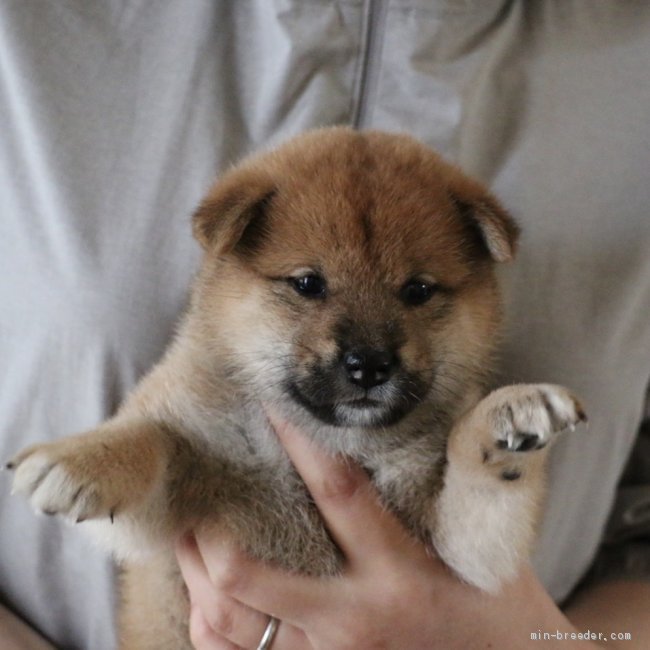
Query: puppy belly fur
119 556 190 650
8 128 586 648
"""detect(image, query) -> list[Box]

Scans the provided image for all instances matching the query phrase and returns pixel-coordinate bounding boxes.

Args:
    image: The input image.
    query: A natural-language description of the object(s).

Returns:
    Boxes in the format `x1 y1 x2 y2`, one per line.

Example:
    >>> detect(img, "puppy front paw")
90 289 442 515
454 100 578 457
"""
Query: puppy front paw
7 423 166 523
450 383 587 483
9 441 121 522
491 383 587 454
438 384 585 591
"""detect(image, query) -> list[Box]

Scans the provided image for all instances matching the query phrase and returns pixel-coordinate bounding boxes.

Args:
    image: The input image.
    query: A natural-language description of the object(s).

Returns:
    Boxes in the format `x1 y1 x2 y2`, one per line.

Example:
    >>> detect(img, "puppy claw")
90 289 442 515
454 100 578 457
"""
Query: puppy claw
506 432 546 452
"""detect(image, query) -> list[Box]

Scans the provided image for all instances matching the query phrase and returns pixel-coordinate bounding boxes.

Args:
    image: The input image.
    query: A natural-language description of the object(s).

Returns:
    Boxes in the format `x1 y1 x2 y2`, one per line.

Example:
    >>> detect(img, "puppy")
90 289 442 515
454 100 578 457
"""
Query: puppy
9 128 585 649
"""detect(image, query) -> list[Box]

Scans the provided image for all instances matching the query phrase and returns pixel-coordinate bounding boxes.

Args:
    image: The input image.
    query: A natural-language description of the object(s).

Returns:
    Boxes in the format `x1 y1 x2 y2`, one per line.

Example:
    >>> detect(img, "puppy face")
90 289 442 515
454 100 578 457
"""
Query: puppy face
193 129 518 429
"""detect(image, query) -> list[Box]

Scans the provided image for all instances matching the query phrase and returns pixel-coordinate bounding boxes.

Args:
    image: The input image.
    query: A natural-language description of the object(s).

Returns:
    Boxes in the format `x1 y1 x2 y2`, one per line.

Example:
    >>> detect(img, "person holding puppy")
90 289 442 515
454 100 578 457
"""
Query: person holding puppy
1 2 649 649
177 414 650 650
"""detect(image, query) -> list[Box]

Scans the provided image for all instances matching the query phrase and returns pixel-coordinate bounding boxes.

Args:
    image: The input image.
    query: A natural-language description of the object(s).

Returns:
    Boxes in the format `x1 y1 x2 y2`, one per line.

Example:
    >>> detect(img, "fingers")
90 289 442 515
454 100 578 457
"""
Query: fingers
178 534 313 645
194 532 325 626
178 536 267 647
267 409 416 565
189 603 243 650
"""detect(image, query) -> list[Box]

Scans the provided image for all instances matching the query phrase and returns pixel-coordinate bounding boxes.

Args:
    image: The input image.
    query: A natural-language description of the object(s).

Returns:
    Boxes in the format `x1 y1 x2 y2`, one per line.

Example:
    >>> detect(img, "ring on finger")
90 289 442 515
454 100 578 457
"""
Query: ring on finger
256 616 279 650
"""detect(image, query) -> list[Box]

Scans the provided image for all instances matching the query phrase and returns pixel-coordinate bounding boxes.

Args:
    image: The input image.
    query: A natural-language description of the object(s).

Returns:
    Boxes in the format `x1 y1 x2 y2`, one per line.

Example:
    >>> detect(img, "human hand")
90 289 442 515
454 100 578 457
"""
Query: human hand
176 412 588 650
0 604 57 650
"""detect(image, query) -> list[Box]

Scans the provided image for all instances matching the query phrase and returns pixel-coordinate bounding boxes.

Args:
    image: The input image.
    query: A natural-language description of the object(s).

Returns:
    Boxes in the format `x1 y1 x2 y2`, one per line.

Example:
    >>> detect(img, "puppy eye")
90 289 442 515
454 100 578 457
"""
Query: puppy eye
400 280 439 306
290 274 327 299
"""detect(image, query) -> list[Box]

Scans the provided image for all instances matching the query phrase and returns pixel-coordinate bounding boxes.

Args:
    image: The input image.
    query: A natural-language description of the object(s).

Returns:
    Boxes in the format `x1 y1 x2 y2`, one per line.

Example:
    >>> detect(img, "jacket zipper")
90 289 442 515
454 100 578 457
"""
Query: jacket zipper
353 0 388 129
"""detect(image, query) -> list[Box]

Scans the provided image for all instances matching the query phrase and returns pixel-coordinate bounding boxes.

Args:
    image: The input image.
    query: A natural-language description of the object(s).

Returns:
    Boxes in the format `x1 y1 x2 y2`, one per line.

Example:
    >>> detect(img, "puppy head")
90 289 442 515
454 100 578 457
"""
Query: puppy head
193 128 518 429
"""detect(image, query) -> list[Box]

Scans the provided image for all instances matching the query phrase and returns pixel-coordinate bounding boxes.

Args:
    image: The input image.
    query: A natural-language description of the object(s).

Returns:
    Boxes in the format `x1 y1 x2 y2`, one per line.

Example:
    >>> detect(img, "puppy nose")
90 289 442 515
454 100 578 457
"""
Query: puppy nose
343 349 398 390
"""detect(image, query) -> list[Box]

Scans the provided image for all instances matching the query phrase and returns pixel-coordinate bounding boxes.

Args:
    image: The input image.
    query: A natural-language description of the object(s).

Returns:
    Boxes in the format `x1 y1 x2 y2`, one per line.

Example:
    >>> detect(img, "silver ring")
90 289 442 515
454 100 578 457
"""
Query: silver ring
256 616 279 650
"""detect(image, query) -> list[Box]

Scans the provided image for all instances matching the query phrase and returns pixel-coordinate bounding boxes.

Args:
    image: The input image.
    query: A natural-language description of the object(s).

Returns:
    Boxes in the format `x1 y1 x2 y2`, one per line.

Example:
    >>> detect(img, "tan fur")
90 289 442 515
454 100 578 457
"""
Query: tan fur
9 128 584 648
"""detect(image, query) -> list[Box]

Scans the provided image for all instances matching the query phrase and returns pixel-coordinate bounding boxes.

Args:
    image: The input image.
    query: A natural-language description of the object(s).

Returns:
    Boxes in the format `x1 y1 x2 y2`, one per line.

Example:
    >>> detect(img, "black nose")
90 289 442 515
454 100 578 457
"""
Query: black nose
343 348 399 390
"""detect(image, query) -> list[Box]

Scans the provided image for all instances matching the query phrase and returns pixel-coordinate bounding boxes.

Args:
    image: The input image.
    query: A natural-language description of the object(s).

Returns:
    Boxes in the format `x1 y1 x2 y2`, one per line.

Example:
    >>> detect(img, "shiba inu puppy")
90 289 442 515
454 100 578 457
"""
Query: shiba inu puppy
8 128 585 649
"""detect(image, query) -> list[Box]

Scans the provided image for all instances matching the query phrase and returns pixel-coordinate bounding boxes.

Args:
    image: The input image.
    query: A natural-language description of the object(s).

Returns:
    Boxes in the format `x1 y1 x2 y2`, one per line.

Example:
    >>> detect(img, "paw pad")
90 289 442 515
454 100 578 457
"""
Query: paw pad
491 384 586 454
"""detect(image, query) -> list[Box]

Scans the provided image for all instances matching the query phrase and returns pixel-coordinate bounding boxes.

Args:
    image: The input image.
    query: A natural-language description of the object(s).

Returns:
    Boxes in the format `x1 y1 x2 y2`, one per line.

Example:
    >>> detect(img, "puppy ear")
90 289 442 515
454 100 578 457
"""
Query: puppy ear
192 167 276 255
449 179 520 263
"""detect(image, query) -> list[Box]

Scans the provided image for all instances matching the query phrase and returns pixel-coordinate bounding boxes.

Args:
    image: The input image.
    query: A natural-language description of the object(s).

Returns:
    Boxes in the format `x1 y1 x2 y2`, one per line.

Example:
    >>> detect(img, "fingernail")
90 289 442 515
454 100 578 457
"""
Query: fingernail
264 406 288 432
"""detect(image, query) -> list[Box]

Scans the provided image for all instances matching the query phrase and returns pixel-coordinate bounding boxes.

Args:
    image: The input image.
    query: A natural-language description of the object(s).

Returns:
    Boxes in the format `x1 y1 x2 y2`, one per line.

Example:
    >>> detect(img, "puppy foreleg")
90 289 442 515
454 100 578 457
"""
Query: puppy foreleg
431 384 586 592
8 418 173 525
